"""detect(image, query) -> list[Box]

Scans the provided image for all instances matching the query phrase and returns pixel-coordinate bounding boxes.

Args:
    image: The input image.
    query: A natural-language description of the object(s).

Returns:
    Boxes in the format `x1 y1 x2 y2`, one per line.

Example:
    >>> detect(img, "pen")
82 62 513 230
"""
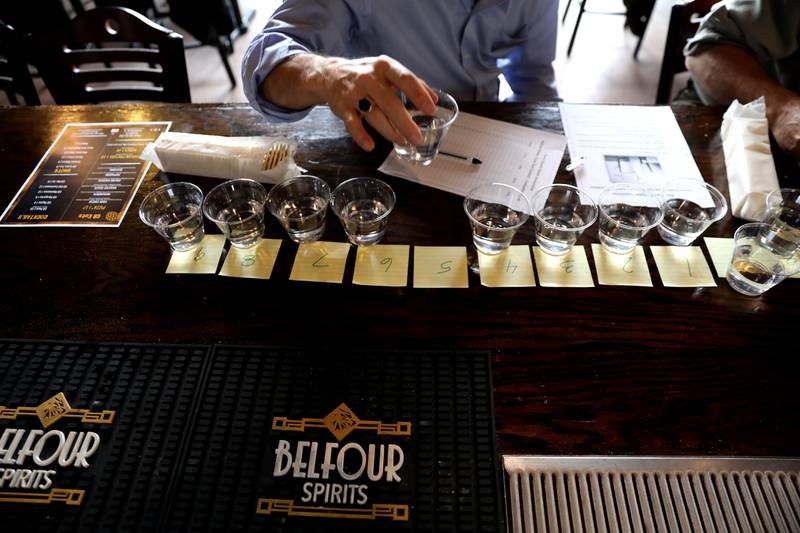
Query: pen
439 151 482 165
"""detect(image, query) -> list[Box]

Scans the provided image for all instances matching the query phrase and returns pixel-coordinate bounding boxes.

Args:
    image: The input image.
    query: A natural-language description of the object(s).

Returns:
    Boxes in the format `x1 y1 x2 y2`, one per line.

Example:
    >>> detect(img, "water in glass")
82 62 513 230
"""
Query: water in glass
216 200 264 247
535 206 587 255
339 198 390 245
155 204 204 251
469 203 524 254
599 204 655 254
658 198 710 246
275 195 328 243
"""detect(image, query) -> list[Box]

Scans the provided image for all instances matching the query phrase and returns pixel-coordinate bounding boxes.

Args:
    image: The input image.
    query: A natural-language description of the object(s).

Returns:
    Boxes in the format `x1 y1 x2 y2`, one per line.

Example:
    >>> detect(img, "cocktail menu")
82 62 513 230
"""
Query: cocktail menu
0 122 170 227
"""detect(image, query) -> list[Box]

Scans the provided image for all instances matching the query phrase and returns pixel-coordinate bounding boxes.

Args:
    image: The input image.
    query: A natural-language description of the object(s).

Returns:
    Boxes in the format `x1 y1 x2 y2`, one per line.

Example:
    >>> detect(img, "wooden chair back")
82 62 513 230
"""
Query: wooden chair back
35 6 190 104
656 0 717 104
0 21 40 105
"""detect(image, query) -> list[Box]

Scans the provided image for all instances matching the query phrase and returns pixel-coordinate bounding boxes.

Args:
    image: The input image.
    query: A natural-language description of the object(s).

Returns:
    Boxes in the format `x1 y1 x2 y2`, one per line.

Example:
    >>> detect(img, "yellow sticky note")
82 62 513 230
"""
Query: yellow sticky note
166 235 226 274
650 246 716 287
532 246 595 288
413 246 468 288
352 245 410 287
703 237 734 278
478 246 535 287
591 244 652 287
290 241 351 283
219 239 282 279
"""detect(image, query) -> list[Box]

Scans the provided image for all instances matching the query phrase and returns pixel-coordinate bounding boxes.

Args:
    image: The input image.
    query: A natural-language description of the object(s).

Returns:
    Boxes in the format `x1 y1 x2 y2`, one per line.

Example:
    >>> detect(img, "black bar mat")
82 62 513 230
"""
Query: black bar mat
0 340 208 532
165 346 501 532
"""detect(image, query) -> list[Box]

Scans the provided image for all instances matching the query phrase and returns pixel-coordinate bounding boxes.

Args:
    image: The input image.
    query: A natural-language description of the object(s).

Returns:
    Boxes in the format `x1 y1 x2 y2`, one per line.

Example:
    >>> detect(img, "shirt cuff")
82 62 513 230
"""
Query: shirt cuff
242 37 315 122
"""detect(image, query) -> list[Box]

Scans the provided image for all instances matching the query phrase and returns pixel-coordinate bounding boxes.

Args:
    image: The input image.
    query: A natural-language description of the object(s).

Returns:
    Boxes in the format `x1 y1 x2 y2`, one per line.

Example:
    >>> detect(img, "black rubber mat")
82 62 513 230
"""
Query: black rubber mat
0 340 208 533
0 342 500 532
166 347 501 533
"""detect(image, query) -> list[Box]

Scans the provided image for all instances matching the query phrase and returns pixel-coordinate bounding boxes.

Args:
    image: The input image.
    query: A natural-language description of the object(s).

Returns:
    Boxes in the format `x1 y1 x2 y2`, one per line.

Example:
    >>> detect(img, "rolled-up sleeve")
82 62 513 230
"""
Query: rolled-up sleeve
500 0 559 102
684 0 800 62
241 0 359 121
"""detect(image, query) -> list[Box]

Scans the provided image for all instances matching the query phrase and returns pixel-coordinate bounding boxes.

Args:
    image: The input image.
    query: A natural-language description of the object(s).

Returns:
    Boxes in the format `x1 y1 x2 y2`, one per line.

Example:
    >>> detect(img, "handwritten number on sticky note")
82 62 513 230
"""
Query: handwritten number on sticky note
506 260 518 274
241 254 256 267
686 258 693 278
560 260 574 274
623 256 634 273
193 247 206 262
380 257 392 272
313 252 329 268
438 260 452 274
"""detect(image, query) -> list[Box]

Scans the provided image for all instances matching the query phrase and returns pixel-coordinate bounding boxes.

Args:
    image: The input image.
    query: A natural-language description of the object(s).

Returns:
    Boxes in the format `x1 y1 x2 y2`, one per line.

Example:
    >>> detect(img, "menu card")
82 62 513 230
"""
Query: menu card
0 122 170 227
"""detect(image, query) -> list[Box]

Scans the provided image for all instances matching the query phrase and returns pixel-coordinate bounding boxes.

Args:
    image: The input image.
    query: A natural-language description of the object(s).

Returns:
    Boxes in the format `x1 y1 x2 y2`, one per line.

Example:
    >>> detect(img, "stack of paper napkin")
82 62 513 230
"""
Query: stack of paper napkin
721 97 779 221
140 132 304 183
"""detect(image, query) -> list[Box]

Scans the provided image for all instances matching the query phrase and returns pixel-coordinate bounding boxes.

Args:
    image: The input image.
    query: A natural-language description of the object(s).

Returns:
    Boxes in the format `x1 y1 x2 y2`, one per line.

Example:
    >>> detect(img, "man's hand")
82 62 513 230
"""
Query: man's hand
687 45 800 158
769 96 800 159
261 54 438 151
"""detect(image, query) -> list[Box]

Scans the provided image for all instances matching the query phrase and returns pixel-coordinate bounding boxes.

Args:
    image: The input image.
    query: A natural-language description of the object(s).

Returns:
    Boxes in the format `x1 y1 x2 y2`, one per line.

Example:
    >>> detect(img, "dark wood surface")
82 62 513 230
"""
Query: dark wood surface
1 102 798 458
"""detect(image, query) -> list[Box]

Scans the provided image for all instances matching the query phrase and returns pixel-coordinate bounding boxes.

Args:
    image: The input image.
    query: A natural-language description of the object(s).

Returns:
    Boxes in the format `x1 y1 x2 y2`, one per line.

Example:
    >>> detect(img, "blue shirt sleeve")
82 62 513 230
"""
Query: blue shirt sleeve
499 0 559 102
241 0 360 121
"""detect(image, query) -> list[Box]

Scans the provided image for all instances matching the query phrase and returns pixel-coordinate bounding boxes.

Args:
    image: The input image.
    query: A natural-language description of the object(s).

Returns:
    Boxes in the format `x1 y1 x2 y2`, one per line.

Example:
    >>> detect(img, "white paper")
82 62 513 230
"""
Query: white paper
559 104 708 206
721 97 779 221
378 112 566 211
140 132 305 184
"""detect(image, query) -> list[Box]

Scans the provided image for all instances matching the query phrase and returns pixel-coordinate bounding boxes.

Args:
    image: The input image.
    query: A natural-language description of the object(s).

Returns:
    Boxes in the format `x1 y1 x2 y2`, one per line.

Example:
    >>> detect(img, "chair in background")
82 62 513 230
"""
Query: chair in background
655 0 716 104
35 6 190 104
562 0 654 58
0 21 40 105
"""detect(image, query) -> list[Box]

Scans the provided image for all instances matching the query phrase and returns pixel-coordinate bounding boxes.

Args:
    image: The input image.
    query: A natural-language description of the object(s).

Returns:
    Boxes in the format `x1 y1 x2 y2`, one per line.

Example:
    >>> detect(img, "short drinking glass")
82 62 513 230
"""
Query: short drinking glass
726 222 800 296
658 178 727 246
331 177 396 246
760 188 800 257
393 88 458 166
598 183 664 254
531 184 597 256
464 183 530 255
266 175 330 243
139 182 204 251
203 178 267 248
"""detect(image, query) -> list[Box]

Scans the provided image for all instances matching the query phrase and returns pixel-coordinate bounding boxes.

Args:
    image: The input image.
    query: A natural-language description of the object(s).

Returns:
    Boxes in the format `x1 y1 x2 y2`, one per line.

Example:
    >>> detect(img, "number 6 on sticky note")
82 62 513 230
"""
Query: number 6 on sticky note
353 245 409 287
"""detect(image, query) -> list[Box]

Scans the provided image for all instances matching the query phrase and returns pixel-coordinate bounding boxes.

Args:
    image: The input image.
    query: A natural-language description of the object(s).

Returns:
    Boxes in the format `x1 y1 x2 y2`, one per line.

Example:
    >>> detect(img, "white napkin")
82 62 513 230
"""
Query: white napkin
720 97 779 221
140 132 305 184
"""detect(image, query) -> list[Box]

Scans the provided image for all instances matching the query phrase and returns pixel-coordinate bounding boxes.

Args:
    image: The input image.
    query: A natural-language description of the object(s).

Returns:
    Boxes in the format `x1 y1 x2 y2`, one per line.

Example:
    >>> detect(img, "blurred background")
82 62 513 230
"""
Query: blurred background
1 0 702 107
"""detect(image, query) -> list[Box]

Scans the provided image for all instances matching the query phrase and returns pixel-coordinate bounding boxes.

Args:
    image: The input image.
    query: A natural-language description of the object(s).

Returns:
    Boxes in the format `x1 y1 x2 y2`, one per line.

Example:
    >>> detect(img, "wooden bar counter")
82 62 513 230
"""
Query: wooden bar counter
0 102 797 459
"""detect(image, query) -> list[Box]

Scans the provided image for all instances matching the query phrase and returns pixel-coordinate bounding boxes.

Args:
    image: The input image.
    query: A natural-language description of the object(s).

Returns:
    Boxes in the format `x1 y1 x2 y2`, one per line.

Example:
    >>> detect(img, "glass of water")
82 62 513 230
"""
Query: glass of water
760 188 800 257
266 175 330 243
331 177 396 246
726 222 800 296
139 182 204 251
203 179 267 248
658 178 727 246
393 88 458 166
464 183 530 255
531 184 597 256
597 183 664 254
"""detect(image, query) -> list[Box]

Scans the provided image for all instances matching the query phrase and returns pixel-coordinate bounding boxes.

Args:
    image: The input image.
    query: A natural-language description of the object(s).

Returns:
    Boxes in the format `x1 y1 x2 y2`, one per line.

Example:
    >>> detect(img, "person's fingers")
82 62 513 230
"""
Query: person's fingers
423 82 439 104
375 56 436 115
367 81 422 144
339 108 375 151
363 106 406 146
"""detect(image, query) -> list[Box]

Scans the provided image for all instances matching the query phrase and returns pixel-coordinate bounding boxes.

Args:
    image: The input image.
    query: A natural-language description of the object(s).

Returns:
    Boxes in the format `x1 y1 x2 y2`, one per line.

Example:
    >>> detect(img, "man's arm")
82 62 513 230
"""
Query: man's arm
687 45 800 158
500 0 559 102
261 54 436 152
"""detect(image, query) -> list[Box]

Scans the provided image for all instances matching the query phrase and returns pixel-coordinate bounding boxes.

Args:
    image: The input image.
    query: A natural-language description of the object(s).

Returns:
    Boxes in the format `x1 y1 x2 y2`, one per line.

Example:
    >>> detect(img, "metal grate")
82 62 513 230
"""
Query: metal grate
504 456 800 533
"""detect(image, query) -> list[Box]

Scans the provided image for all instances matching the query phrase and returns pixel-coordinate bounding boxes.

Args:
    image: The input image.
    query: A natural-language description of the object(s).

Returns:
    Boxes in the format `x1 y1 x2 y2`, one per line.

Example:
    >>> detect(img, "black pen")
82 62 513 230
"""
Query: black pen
439 151 482 165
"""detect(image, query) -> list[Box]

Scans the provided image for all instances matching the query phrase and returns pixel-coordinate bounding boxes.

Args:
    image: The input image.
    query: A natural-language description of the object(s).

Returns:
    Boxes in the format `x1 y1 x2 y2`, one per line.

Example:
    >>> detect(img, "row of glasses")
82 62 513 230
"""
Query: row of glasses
266 175 397 245
464 178 730 257
140 179 269 250
141 176 398 250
